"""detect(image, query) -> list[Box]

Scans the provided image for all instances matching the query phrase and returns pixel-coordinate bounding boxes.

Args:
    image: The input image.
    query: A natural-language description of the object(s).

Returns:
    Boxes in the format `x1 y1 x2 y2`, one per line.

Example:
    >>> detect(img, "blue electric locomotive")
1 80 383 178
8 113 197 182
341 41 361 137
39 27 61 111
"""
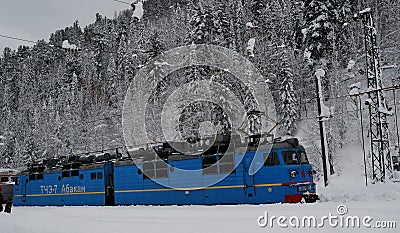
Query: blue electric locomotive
13 135 318 206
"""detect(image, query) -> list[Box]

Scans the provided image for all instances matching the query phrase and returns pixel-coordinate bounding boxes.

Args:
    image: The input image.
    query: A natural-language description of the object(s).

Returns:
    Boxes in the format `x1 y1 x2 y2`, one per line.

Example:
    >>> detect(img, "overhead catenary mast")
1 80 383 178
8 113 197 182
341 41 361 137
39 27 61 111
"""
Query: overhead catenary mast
356 8 393 181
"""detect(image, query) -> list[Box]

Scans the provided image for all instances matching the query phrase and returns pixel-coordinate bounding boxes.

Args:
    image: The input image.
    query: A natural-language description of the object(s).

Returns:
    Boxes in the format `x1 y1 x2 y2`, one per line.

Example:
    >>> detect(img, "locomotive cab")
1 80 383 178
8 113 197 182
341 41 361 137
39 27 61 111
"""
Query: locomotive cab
259 138 319 203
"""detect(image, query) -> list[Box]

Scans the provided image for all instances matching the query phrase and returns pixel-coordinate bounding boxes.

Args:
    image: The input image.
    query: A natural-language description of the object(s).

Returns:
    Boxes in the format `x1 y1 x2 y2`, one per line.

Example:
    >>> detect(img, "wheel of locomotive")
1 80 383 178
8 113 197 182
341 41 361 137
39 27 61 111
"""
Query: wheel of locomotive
4 202 12 213
0 194 3 212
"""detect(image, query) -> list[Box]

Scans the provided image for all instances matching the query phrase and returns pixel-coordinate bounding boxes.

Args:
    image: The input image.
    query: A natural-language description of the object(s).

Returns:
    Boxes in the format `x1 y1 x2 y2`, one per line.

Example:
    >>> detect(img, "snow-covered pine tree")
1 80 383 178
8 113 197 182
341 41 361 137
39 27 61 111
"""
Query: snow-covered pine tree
325 0 357 152
165 3 189 49
186 0 210 45
250 0 266 28
115 9 132 70
229 0 246 52
85 14 104 77
302 0 338 175
145 30 165 60
64 21 84 48
106 55 119 109
180 0 236 141
211 0 230 47
1 135 16 168
302 0 338 65
278 51 298 135
335 0 357 67
2 48 19 114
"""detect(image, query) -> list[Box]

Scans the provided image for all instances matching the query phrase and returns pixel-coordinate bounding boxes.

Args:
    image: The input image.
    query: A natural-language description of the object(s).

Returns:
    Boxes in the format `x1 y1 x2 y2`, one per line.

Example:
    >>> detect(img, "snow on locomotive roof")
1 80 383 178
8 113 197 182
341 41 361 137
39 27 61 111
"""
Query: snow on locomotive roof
271 138 304 149
0 169 18 175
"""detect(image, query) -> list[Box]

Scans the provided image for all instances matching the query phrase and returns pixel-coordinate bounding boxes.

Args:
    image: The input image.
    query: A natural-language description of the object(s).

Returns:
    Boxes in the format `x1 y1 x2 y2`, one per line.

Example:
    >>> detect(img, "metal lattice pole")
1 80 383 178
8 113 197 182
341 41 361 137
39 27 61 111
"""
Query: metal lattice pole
359 8 393 181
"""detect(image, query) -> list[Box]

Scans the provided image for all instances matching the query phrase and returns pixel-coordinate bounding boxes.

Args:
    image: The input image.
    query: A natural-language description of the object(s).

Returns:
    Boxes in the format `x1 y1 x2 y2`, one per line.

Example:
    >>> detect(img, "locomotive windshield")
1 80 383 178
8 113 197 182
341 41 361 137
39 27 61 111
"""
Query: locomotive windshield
282 151 309 165
264 152 280 166
300 152 309 164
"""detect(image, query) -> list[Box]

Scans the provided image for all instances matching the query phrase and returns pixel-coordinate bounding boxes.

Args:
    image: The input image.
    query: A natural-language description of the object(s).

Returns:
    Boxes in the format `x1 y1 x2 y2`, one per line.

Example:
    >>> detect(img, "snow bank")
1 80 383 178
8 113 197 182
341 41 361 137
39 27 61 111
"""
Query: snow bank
2 201 399 233
320 181 400 203
317 143 400 203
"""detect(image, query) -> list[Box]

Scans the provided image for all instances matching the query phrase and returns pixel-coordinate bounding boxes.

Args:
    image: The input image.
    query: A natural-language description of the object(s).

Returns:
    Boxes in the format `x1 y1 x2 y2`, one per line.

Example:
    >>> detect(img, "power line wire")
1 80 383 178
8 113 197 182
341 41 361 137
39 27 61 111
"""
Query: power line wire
297 98 400 122
113 0 134 5
0 33 83 54
0 34 37 44
325 84 400 101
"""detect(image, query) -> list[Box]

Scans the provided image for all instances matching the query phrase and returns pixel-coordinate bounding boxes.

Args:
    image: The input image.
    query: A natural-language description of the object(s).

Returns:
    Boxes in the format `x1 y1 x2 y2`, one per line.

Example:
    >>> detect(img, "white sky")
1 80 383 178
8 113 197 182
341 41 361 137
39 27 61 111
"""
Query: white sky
0 0 131 53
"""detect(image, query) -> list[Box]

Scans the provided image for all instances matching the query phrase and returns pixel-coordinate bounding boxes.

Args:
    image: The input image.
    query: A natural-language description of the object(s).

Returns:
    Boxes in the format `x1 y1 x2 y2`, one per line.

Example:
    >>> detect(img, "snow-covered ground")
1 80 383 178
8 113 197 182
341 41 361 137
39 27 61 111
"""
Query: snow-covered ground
1 143 399 233
1 201 399 233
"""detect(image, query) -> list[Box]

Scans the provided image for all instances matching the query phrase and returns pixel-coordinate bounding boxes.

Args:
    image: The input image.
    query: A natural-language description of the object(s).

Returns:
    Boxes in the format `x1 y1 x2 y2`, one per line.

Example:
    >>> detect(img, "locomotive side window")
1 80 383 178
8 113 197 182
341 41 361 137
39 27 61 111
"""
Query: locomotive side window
29 174 36 180
202 156 218 175
282 151 299 165
28 174 44 180
264 152 280 166
89 172 104 180
0 177 8 182
155 160 168 178
62 171 70 178
36 174 44 180
143 162 155 179
71 170 80 177
219 154 235 174
300 152 309 164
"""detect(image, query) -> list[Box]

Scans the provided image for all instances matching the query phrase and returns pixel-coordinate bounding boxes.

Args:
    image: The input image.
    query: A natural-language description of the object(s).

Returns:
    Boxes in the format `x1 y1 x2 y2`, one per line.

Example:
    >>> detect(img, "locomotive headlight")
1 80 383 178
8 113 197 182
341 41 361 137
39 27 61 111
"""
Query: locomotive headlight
290 170 298 178
309 170 317 176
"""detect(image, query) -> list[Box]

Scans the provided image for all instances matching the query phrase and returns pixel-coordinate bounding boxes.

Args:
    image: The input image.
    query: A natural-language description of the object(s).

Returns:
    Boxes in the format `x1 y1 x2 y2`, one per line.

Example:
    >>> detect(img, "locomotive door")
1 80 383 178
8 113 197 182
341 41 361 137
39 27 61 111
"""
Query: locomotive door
104 162 115 206
21 178 27 202
243 156 255 198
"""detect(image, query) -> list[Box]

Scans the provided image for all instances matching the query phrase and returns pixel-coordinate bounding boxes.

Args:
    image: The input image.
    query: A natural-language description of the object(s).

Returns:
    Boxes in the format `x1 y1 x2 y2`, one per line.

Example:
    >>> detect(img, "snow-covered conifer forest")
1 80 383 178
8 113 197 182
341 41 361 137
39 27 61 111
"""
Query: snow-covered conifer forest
0 0 399 181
